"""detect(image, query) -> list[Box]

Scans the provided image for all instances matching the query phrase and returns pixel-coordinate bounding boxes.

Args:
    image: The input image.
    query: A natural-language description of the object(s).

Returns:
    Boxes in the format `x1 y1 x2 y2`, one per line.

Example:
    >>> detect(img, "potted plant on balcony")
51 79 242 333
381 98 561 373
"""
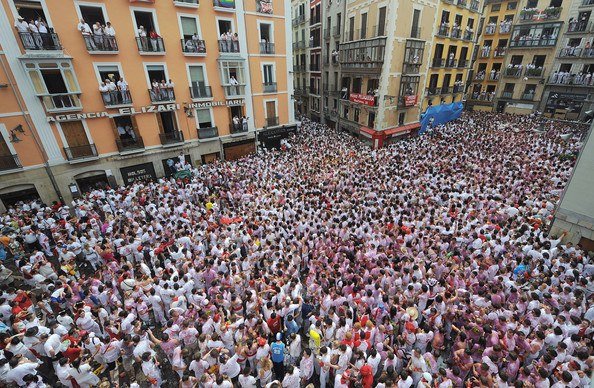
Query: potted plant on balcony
544 6 562 19
520 8 537 20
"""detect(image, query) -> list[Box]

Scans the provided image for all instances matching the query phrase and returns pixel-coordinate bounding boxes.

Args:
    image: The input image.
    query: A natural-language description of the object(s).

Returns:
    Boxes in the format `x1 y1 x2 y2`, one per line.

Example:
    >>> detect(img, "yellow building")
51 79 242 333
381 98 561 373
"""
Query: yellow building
337 0 440 147
422 0 482 111
0 0 295 211
468 0 517 111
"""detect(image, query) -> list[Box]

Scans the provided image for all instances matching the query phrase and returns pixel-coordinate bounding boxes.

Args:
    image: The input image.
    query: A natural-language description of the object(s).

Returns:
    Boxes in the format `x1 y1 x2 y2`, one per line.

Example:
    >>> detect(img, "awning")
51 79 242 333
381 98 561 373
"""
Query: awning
359 126 376 135
384 122 421 136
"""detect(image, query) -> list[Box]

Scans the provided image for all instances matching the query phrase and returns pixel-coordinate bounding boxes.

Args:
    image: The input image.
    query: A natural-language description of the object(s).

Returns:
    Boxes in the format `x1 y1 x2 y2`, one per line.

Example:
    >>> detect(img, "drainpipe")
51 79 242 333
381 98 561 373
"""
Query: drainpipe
0 52 65 204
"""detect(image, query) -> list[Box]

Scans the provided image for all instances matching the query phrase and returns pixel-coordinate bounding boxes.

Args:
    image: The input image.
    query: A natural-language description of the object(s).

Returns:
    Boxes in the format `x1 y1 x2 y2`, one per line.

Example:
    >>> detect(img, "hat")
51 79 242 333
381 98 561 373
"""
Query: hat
422 373 432 383
17 15 24 20
406 306 419 321
258 337 267 346
342 371 351 380
276 333 282 341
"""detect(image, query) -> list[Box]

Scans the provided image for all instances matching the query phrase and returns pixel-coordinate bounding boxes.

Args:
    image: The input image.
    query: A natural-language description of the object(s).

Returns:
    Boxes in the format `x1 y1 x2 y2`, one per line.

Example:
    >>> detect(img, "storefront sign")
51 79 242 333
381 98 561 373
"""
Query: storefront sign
187 99 245 109
404 95 418 106
120 163 157 186
349 93 375 106
47 104 180 122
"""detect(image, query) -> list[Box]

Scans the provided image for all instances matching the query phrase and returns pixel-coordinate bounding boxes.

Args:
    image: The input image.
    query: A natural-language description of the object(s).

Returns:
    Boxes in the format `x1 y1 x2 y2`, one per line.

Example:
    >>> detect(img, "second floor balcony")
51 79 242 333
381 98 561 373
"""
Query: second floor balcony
230 122 248 134
426 87 441 96
263 82 277 93
149 87 175 103
136 36 165 54
116 136 144 153
181 38 206 54
445 58 457 68
0 154 22 171
265 117 279 127
431 58 445 68
525 67 544 77
501 91 514 99
18 31 61 51
437 25 449 37
198 126 219 140
189 85 213 99
83 35 118 52
39 93 81 113
509 37 557 48
260 42 275 54
505 67 522 77
451 27 462 39
101 90 132 107
159 130 185 145
521 92 535 100
63 144 98 161
494 47 506 57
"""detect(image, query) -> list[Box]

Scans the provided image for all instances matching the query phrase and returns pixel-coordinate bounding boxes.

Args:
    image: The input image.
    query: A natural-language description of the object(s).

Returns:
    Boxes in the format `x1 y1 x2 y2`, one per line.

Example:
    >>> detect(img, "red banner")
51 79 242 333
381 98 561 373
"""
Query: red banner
404 95 418 106
349 93 375 106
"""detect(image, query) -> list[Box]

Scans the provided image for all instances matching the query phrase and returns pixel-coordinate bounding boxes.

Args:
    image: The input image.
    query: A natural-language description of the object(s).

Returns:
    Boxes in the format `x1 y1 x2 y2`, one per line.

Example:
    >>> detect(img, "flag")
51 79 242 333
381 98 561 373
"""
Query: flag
533 11 545 20
260 1 273 13
220 0 234 7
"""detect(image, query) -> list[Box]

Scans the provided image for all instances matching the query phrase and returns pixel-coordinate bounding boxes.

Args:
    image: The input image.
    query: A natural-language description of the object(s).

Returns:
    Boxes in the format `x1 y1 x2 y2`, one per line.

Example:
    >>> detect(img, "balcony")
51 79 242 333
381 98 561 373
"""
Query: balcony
293 14 305 25
198 126 219 140
519 10 537 21
333 26 341 37
160 131 184 145
436 25 449 37
218 40 240 53
116 137 144 153
257 0 273 14
39 93 81 112
310 63 320 72
101 90 132 107
431 58 445 68
470 0 480 11
189 85 213 99
520 7 561 22
559 47 582 57
525 67 543 77
445 58 457 68
309 40 321 48
83 35 118 52
488 71 500 81
222 84 246 98
485 25 496 35
456 0 467 8
458 59 468 68
63 144 98 161
451 28 462 39
229 122 248 134
453 85 465 93
505 68 522 77
260 42 275 54
441 87 453 94
174 0 199 5
509 38 557 48
499 25 512 34
310 16 321 26
544 7 562 20
480 47 491 57
263 82 277 93
463 31 474 41
332 56 339 65
294 65 306 72
567 20 591 33
494 47 506 57
521 92 535 100
136 37 165 54
426 87 441 96
181 39 206 54
18 32 61 51
0 154 22 171
265 117 279 127
501 91 514 99
213 0 235 10
310 85 320 95
149 87 175 103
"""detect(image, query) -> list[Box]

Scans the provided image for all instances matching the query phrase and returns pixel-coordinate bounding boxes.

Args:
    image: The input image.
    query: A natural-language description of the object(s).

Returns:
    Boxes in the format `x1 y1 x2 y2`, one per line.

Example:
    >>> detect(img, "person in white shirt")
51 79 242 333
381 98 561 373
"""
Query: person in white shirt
104 22 116 49
92 22 103 49
6 357 39 387
105 79 118 105
15 15 35 49
138 26 148 51
282 365 300 388
28 20 43 49
78 19 96 50
166 79 175 100
99 82 110 104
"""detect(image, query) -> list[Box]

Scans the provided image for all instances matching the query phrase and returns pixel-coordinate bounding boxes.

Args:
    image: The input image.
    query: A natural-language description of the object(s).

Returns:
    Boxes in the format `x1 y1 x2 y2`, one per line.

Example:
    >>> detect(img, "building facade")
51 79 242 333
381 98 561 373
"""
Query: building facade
468 0 517 111
422 0 482 111
541 0 594 120
292 0 309 116
0 0 295 211
492 0 567 114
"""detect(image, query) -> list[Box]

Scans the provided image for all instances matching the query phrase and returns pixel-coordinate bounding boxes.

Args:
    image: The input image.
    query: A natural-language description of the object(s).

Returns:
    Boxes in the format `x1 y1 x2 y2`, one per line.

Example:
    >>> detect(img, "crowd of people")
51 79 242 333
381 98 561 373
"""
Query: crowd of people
0 111 592 388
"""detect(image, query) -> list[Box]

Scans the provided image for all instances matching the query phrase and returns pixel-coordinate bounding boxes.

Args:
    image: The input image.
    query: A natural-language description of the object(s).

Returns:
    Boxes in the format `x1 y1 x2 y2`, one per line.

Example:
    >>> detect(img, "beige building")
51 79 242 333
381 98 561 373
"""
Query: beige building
337 0 440 147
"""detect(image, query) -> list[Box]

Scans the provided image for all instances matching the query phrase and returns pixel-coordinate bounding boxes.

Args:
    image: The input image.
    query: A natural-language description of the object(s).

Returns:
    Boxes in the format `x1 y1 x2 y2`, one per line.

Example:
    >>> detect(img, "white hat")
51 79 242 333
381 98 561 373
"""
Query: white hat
17 15 24 20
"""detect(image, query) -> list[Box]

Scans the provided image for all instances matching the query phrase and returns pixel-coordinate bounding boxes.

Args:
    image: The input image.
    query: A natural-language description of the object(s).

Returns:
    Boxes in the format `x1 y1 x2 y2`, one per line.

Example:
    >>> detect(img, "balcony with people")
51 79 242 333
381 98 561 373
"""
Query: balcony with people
148 80 176 103
218 33 240 54
260 41 275 54
15 15 62 51
339 38 387 73
181 35 206 54
77 19 118 53
99 78 132 108
136 27 165 54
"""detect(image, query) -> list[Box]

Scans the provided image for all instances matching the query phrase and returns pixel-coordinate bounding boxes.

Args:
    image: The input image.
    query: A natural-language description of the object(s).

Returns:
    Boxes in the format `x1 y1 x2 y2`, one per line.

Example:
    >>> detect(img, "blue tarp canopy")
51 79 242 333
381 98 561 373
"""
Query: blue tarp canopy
420 102 464 134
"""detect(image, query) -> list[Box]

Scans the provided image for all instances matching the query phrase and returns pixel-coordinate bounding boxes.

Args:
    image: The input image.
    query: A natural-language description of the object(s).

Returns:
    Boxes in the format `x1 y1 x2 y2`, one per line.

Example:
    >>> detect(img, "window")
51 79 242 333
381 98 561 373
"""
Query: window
491 4 501 11
180 16 201 41
398 112 405 126
189 65 211 99
24 61 81 112
156 111 179 135
146 64 168 85
411 9 421 38
265 101 277 126
60 120 93 160
259 23 274 54
360 13 367 39
403 40 424 73
507 2 517 10
400 76 420 96
77 4 107 25
218 60 246 97
349 16 355 40
378 7 387 36
196 109 214 128
263 64 276 92
111 115 142 151
526 0 538 8
441 11 450 25
510 23 562 47
96 64 131 106
132 9 163 52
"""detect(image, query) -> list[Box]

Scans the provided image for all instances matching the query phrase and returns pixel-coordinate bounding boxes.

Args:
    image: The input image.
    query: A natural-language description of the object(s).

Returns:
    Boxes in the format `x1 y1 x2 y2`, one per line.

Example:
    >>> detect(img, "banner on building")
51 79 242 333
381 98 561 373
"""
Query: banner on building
349 93 375 106
404 95 418 106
